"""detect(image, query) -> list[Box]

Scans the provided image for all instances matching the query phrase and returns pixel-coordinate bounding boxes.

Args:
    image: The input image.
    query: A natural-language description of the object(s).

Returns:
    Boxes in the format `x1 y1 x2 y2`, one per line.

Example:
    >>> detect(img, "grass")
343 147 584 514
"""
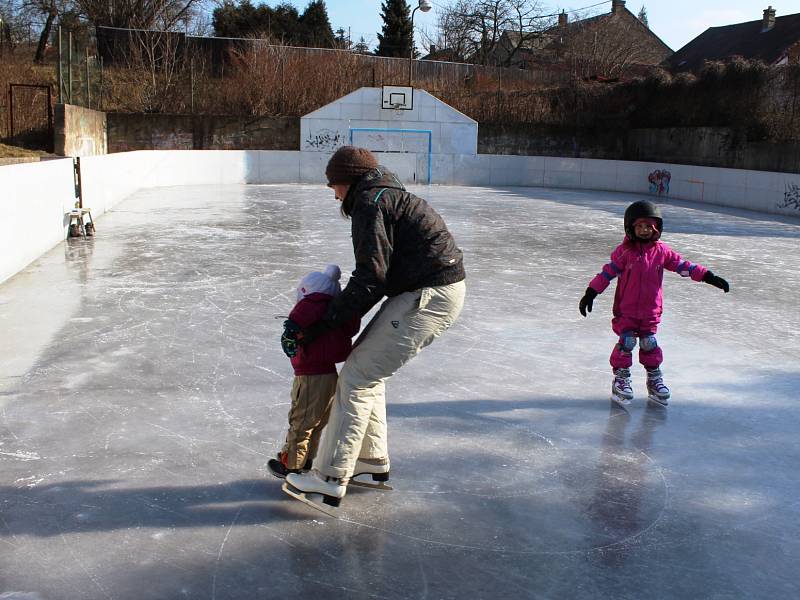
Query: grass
0 143 47 158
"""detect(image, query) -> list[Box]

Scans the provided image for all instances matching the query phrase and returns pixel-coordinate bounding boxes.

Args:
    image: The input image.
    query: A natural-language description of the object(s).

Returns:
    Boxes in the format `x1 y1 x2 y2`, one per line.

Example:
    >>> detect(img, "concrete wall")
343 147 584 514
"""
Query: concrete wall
628 128 800 174
301 87 478 184
479 124 800 175
3 149 800 286
54 104 108 157
107 114 300 153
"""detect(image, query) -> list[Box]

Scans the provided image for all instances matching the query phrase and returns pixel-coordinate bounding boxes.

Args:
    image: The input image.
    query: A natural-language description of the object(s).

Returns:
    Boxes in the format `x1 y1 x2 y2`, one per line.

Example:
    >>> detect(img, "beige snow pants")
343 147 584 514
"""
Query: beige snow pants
314 280 466 479
281 373 338 470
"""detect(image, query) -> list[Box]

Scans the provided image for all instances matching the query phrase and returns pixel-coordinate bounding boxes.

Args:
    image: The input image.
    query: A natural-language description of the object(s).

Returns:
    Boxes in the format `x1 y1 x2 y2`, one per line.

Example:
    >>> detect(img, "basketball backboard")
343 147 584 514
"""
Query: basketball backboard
381 85 414 110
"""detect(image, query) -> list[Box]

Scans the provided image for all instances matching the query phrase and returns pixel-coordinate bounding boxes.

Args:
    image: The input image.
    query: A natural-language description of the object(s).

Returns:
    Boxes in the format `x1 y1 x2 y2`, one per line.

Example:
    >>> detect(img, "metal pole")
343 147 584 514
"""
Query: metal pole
190 58 194 114
7 86 12 139
99 56 104 111
86 47 91 108
57 27 62 103
409 7 418 86
68 30 73 104
47 85 53 152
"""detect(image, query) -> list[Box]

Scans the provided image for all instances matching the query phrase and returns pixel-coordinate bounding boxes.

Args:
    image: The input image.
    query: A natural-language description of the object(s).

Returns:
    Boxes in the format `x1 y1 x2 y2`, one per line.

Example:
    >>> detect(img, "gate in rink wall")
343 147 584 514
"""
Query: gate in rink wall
349 127 432 184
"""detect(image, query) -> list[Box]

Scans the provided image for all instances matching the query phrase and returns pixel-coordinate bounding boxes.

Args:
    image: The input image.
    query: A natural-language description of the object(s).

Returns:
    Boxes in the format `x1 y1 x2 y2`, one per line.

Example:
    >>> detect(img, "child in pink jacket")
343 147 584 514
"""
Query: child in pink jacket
268 265 360 478
579 200 729 407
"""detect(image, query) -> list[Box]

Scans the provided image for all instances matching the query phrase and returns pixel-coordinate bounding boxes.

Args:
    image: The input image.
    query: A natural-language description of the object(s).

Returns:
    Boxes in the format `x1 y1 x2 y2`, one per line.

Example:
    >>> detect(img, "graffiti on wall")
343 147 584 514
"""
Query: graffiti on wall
304 128 344 150
648 169 671 195
779 182 800 210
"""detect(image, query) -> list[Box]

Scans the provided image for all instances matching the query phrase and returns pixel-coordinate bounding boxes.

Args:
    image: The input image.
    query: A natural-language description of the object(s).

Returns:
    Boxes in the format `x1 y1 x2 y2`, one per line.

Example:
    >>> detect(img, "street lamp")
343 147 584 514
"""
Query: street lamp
409 0 432 85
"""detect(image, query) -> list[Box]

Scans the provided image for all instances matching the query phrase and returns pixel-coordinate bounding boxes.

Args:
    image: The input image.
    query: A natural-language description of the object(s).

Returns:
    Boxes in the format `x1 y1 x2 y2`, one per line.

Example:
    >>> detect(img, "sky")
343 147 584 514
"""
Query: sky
263 0 795 53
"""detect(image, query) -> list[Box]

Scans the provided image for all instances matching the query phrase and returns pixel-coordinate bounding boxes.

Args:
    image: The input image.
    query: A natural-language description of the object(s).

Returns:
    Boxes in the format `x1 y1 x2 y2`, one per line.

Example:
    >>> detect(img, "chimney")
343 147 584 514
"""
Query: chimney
762 6 776 32
611 0 626 13
558 10 568 28
430 44 437 55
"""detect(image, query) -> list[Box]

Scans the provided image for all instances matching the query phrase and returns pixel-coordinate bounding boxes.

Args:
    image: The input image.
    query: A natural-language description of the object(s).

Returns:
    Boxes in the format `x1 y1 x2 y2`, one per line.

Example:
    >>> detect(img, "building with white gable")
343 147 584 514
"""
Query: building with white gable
300 86 477 184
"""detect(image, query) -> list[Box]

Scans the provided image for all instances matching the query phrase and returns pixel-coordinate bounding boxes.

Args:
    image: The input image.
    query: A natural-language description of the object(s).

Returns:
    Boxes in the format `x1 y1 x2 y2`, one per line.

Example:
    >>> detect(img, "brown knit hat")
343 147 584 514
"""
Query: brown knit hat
325 146 379 185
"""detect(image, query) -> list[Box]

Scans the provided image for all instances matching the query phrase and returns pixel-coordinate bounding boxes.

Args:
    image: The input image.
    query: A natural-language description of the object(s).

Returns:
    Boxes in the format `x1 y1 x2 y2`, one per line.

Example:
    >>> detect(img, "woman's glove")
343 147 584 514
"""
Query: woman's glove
702 271 730 293
281 320 301 357
579 287 598 317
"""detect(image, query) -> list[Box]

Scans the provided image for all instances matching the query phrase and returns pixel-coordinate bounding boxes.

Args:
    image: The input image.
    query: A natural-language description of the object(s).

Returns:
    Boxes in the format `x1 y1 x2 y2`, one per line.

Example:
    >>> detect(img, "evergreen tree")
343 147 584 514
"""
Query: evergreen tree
299 0 334 47
354 36 370 54
271 3 301 43
376 0 413 58
638 5 649 28
212 1 302 42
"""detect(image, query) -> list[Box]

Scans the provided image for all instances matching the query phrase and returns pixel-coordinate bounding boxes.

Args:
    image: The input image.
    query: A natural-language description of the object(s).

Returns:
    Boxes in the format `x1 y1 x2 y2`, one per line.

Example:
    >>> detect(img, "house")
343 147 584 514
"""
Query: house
667 6 800 72
491 0 672 79
421 44 462 63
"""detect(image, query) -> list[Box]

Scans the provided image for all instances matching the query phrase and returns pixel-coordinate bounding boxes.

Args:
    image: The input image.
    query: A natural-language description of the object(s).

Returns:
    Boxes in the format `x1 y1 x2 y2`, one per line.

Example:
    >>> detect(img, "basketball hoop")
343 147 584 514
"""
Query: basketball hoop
382 85 414 112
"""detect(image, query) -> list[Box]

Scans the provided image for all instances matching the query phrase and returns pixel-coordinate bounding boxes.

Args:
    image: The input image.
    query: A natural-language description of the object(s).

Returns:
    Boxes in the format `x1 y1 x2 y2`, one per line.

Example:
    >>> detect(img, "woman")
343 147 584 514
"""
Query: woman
281 146 466 508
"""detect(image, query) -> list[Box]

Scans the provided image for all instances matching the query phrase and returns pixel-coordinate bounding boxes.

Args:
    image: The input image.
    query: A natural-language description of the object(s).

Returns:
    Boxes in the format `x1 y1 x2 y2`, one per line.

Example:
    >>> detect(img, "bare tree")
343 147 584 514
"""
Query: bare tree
561 10 663 79
433 0 551 66
105 28 188 112
74 0 205 30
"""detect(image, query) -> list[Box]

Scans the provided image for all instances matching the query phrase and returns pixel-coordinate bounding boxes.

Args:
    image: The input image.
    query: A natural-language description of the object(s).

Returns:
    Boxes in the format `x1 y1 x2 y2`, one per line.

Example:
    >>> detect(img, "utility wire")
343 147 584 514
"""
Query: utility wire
427 0 612 20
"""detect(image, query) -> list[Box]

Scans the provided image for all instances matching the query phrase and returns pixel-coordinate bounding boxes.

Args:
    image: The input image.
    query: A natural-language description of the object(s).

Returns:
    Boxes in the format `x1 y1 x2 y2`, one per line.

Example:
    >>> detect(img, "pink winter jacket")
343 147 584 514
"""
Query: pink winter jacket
589 237 708 321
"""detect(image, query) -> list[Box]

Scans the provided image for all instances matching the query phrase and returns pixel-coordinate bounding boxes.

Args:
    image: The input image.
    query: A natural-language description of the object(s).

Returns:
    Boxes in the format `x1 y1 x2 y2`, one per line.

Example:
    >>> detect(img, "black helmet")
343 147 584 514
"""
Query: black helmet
624 200 662 240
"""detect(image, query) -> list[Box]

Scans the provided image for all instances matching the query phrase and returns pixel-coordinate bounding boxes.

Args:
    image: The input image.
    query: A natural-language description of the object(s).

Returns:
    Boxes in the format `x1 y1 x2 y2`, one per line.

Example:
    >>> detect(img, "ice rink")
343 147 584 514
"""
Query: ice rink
1 183 799 599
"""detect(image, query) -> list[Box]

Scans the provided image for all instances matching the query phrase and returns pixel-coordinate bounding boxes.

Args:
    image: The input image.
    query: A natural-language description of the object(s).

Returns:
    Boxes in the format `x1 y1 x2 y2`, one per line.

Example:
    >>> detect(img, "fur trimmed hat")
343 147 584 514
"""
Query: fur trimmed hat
325 146 379 185
296 264 342 301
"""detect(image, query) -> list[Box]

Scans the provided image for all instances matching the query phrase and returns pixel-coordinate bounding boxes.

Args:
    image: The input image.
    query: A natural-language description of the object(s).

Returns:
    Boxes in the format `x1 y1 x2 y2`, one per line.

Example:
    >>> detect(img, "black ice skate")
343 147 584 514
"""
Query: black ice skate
267 453 312 480
282 470 346 518
611 368 634 407
350 458 393 491
646 367 670 406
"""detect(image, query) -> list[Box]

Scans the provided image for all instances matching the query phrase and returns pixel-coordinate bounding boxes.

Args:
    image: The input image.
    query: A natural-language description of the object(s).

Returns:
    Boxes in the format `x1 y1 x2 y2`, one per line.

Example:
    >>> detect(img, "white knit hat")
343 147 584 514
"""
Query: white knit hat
296 264 342 301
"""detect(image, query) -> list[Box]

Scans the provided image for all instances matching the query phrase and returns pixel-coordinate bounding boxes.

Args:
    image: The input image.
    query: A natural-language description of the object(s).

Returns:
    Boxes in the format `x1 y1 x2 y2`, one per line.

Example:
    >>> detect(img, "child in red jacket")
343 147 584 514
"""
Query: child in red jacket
268 265 360 479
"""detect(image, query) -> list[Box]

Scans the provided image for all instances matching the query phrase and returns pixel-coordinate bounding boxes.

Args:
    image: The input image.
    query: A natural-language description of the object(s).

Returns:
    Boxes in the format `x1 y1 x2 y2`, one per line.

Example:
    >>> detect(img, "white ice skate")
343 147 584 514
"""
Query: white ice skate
611 368 634 407
646 368 670 406
283 470 346 518
351 458 393 491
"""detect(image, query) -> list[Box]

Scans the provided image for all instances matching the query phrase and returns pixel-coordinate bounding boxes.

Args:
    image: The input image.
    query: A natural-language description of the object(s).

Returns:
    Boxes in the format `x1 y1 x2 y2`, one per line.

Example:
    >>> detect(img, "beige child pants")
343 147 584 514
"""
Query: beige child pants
314 280 466 480
281 373 338 470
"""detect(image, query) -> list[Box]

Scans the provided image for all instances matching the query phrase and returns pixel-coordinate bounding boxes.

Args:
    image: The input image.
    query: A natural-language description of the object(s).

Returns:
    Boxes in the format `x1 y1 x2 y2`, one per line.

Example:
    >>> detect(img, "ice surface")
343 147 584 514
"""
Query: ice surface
1 184 799 599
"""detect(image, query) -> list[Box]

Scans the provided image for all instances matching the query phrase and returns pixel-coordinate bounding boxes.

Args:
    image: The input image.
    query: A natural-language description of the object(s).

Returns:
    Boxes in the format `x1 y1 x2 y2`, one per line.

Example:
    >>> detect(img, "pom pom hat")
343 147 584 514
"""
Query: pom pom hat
296 264 342 302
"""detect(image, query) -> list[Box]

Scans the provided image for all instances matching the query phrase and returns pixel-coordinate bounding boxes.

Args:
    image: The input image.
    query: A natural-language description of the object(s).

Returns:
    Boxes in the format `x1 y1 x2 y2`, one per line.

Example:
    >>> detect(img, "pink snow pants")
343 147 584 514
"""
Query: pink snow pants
610 316 663 369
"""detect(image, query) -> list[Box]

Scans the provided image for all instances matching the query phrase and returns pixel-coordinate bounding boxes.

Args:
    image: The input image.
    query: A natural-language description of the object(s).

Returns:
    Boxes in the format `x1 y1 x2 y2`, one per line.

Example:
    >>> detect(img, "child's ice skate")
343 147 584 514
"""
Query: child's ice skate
646 367 670 406
351 458 393 491
282 470 346 518
611 368 634 407
267 452 312 480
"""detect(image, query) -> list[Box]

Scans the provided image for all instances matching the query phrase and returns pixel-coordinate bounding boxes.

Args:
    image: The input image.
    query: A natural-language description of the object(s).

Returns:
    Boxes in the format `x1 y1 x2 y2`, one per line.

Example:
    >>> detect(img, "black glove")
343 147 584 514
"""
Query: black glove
702 271 730 293
281 320 301 358
579 287 598 317
297 320 330 348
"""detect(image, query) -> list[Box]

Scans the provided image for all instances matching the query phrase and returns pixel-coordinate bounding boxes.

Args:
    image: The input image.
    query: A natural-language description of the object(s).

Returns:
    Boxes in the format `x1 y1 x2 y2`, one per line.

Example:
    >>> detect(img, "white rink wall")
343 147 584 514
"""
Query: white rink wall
2 149 799 285
0 159 76 285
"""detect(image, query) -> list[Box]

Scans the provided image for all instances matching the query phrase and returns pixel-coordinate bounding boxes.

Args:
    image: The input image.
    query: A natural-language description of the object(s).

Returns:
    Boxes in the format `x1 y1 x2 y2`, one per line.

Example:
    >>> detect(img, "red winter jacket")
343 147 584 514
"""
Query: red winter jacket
289 293 360 376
